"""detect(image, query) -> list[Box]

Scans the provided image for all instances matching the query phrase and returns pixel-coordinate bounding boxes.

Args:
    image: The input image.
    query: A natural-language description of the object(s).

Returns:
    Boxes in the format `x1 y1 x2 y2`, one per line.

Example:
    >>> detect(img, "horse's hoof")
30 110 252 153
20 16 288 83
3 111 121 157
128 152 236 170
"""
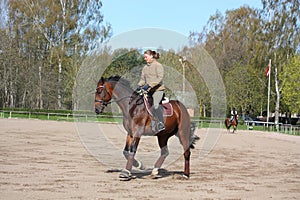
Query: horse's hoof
136 160 146 170
172 173 189 180
151 174 162 179
150 168 162 179
182 174 189 179
151 168 159 175
119 169 134 181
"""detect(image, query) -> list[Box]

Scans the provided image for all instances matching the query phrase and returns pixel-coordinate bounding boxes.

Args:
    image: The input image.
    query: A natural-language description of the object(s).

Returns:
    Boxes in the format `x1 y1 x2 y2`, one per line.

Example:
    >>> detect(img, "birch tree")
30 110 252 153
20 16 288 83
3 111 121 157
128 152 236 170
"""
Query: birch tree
260 0 300 128
5 0 111 109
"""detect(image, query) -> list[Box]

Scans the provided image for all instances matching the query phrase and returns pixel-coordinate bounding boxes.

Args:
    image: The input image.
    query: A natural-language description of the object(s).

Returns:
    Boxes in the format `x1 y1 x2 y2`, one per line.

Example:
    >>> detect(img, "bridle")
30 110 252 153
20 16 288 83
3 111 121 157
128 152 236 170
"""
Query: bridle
94 84 131 108
94 85 111 104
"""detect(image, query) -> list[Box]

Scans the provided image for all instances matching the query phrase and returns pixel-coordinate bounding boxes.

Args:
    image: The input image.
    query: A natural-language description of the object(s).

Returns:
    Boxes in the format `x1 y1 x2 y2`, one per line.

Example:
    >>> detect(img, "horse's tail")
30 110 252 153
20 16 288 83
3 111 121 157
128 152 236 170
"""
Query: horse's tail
189 122 200 149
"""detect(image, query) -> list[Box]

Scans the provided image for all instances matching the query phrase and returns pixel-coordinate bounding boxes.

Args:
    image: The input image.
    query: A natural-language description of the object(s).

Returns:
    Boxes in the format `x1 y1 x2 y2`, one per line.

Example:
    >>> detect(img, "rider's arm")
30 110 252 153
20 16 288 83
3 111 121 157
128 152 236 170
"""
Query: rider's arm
149 62 164 88
138 66 146 87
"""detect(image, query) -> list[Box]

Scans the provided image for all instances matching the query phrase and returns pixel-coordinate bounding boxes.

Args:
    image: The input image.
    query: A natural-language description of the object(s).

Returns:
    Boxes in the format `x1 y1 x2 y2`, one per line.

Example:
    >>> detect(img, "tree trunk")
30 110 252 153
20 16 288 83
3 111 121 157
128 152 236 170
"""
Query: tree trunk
57 0 66 109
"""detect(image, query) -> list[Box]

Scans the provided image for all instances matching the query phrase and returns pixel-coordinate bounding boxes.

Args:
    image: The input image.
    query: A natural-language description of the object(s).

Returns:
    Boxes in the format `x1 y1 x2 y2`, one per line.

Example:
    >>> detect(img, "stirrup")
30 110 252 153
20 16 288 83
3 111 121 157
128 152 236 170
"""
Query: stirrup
151 120 165 132
157 122 165 131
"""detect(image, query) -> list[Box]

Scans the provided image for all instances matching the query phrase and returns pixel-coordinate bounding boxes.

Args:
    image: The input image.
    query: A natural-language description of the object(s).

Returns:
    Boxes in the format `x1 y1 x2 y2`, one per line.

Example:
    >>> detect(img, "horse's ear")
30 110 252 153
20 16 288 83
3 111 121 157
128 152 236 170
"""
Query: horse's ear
99 77 105 84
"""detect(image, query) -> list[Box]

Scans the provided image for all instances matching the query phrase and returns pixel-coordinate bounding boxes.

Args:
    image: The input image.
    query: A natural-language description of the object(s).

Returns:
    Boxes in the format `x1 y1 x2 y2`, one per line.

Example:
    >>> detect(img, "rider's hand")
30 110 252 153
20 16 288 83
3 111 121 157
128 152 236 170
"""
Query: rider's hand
142 84 150 91
136 85 145 95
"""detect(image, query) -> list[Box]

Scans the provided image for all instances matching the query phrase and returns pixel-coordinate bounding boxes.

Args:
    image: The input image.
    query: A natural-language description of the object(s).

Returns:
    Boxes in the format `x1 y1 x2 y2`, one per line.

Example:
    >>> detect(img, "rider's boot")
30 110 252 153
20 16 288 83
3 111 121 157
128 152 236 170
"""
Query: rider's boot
151 107 165 132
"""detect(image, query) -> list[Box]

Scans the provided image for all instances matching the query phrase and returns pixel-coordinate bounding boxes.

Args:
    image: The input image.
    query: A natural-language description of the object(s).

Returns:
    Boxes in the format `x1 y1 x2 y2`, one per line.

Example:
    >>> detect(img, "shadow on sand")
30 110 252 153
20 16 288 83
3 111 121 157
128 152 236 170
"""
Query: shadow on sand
106 168 195 180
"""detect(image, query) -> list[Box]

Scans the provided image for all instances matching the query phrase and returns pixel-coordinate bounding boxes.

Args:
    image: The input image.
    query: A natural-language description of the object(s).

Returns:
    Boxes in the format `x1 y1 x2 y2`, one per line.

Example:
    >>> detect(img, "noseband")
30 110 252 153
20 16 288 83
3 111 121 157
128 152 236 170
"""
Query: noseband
95 85 112 109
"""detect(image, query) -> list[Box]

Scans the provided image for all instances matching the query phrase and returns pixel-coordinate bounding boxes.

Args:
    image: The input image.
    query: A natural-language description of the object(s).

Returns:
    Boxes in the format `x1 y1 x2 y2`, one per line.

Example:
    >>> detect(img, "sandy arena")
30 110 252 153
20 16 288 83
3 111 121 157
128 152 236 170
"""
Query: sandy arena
0 119 299 200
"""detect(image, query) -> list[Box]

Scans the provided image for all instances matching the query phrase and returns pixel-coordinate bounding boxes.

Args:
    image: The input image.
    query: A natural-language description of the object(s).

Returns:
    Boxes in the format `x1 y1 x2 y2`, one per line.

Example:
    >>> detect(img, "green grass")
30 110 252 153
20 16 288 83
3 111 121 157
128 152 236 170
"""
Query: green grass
1 110 299 135
0 110 120 123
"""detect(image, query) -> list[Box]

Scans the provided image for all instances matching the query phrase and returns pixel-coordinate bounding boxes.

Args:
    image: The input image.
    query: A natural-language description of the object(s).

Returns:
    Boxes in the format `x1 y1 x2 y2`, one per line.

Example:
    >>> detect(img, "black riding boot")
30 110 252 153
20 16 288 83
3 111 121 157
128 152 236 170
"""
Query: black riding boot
151 107 165 132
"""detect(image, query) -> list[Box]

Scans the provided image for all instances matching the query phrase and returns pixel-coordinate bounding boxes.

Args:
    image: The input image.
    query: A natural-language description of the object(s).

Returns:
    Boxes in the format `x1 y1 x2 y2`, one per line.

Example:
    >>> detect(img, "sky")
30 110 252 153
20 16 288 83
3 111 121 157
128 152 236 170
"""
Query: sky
101 0 262 51
102 0 262 37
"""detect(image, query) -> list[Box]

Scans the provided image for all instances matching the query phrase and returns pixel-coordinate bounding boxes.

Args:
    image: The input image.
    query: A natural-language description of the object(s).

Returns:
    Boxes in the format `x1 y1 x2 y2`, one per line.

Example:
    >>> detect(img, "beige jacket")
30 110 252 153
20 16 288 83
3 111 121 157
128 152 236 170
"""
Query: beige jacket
138 60 165 91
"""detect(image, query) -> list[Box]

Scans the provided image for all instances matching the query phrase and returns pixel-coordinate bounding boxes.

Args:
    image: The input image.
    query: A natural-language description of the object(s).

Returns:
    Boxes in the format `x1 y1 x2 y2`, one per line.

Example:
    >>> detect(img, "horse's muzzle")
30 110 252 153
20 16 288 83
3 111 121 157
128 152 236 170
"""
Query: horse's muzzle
95 105 105 114
95 107 101 115
94 99 106 114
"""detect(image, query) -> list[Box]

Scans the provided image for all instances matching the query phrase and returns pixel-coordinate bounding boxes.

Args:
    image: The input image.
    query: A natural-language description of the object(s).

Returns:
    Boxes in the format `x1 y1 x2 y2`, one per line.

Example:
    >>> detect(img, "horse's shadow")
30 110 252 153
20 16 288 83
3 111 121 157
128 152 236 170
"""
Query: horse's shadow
106 168 193 180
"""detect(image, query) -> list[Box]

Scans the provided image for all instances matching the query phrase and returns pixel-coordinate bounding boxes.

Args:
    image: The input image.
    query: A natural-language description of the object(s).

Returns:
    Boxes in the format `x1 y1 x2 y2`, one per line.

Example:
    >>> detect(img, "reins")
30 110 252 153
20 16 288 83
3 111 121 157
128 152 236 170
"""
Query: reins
95 78 145 107
109 95 132 104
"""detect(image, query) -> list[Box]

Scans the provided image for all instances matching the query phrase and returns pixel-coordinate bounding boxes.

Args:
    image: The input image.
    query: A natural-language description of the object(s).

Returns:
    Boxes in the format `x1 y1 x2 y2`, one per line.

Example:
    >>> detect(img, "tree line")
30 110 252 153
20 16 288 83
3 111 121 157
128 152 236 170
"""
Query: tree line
0 0 112 109
0 0 299 127
190 0 299 126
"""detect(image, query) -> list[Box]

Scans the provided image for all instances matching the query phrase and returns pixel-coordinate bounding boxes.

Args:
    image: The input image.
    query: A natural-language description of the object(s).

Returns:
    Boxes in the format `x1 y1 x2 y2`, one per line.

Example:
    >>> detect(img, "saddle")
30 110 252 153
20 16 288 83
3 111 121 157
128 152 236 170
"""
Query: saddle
143 95 173 117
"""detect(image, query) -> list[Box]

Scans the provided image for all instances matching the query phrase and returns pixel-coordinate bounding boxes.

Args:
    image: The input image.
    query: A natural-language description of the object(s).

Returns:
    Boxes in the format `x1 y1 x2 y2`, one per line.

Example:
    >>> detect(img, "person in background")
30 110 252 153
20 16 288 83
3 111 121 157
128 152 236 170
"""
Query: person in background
230 107 238 124
137 49 165 132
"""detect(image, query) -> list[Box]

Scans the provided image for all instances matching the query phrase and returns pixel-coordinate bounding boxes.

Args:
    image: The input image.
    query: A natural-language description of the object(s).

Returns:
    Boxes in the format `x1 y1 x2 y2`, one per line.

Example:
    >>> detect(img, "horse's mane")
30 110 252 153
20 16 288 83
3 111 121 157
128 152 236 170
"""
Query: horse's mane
107 75 132 90
107 75 142 102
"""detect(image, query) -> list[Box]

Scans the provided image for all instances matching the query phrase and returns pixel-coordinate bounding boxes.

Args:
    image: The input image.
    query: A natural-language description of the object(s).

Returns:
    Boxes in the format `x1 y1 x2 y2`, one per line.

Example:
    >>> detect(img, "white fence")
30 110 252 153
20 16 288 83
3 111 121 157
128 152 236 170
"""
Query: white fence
0 110 115 121
1 110 299 135
245 120 300 135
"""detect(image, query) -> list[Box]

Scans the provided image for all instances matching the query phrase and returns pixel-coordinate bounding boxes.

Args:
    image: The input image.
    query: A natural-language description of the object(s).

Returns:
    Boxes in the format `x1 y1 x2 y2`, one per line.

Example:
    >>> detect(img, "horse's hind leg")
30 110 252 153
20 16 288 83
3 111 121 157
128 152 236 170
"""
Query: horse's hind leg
178 126 192 178
151 135 170 178
183 148 191 178
227 125 231 133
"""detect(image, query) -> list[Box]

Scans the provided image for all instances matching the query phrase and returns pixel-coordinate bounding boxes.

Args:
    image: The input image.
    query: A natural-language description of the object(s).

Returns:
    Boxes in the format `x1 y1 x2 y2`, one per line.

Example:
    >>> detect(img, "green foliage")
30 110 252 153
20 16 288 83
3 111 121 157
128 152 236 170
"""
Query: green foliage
225 64 265 116
280 54 300 113
1 0 300 118
191 6 264 73
190 0 300 116
104 49 145 86
0 0 111 110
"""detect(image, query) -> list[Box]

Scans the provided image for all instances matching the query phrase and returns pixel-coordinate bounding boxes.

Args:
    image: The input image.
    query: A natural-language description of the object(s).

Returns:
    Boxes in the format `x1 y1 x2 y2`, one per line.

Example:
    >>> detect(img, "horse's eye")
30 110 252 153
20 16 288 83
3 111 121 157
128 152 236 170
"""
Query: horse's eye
96 88 103 94
96 86 105 95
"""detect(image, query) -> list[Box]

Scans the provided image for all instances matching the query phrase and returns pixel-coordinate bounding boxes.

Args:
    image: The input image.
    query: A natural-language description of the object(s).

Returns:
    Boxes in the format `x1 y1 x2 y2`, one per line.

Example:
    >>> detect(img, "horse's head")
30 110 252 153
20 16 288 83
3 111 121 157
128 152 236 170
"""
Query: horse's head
94 77 113 114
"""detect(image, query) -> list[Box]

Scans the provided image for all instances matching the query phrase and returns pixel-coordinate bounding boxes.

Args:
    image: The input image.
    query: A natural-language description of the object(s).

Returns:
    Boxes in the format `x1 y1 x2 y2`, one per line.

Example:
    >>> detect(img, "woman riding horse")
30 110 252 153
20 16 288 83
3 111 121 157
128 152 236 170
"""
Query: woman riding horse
137 49 165 132
94 76 199 181
225 108 239 133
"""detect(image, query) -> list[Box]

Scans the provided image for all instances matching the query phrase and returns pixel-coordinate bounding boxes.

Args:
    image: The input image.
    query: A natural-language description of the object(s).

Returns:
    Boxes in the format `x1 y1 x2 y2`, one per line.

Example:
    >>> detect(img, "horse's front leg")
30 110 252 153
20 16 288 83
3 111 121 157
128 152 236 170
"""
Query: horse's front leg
233 125 236 133
123 150 145 169
119 136 140 181
123 134 145 170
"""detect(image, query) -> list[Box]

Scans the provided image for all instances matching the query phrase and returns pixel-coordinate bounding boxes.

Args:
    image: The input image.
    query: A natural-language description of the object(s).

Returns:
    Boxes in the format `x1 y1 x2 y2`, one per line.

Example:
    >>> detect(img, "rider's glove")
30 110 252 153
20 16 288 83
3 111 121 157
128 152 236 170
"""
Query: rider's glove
142 84 150 91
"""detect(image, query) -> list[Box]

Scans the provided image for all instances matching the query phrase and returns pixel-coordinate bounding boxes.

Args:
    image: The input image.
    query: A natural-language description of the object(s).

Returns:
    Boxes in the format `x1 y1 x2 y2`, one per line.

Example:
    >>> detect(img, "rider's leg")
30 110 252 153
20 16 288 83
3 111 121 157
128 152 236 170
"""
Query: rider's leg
152 91 165 131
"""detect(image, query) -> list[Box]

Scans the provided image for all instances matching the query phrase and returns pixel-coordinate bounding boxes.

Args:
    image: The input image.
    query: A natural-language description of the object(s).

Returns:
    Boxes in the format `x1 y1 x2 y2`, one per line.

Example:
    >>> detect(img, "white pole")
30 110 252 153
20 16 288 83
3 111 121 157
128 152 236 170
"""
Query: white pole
179 56 186 102
183 59 185 95
267 59 271 127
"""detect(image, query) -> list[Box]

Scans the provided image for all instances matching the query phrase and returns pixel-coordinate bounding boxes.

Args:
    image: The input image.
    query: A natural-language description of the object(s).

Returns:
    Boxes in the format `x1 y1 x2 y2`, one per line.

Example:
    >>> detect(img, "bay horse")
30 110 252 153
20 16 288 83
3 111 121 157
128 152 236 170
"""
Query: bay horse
94 76 199 181
225 116 238 133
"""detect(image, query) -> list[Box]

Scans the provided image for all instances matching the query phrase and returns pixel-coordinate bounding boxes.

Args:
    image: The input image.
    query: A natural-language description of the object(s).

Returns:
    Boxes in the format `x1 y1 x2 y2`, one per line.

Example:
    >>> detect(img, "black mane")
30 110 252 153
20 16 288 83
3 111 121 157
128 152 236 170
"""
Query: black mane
107 75 132 89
